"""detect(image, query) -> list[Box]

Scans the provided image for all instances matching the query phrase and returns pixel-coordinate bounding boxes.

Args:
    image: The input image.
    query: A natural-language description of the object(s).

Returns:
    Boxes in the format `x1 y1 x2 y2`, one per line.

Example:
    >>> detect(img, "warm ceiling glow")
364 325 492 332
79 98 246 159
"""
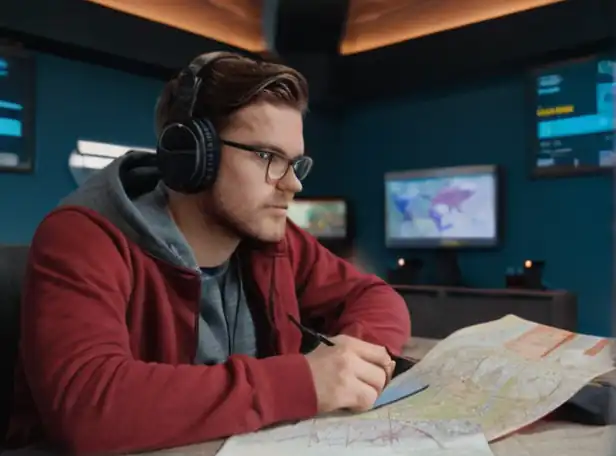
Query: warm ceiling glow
86 0 267 53
341 0 565 55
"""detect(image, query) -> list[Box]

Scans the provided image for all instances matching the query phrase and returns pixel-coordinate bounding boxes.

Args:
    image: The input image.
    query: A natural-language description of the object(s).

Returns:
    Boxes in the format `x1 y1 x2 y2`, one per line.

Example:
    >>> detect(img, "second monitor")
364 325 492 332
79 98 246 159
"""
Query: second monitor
287 197 348 241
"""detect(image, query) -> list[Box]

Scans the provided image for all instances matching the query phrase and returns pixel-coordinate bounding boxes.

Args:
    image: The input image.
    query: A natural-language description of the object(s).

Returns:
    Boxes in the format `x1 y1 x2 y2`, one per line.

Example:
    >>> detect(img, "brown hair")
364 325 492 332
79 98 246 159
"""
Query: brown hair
154 52 309 136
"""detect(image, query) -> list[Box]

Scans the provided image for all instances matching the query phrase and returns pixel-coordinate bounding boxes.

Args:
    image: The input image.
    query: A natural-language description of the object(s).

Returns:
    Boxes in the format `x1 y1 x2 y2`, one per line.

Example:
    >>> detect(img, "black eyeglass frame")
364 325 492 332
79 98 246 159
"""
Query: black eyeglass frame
221 139 313 182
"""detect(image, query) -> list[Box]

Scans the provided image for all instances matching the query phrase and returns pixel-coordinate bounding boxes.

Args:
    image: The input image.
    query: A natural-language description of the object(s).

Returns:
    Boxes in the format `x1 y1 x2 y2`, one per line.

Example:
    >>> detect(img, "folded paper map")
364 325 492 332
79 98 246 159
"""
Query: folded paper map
216 315 614 456
400 314 614 441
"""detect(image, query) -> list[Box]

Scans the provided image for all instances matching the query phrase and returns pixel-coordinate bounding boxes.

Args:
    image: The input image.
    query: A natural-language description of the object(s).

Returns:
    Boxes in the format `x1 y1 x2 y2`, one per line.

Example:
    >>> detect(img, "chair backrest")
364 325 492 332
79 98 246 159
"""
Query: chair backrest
0 245 29 443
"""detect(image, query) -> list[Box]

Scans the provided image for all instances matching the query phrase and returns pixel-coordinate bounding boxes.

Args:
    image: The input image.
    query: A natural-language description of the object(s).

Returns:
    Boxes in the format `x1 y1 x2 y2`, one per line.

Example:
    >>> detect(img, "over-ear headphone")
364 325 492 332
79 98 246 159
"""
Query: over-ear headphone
156 52 242 194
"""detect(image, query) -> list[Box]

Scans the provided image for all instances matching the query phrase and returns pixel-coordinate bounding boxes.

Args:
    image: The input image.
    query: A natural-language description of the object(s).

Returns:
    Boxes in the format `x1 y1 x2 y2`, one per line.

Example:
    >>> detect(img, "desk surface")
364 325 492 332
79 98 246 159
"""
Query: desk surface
3 338 614 456
142 337 615 456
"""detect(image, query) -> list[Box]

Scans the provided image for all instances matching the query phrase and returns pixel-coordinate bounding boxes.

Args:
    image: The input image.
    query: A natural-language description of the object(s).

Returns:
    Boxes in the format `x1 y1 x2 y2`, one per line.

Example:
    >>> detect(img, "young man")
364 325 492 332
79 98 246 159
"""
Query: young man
7 52 410 454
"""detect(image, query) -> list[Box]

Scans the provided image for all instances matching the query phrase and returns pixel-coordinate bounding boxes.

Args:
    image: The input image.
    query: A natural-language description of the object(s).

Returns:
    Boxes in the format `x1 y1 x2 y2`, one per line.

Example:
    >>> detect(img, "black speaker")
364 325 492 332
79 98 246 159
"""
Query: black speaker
387 258 425 285
522 260 546 290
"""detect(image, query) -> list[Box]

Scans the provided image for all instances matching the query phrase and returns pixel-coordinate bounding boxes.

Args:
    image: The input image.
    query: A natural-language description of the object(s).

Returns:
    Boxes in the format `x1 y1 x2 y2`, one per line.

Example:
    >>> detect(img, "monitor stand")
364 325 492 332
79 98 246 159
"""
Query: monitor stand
434 250 463 287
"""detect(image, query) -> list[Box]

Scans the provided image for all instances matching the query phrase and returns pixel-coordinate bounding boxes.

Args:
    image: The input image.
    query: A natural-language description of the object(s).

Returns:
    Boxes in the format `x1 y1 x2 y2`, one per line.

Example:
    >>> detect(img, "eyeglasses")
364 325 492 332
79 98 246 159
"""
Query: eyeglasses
221 139 313 182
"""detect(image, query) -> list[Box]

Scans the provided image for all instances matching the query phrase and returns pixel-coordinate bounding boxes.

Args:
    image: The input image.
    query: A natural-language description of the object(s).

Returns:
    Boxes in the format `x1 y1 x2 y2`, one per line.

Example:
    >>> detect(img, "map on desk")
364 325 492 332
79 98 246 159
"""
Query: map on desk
217 315 614 456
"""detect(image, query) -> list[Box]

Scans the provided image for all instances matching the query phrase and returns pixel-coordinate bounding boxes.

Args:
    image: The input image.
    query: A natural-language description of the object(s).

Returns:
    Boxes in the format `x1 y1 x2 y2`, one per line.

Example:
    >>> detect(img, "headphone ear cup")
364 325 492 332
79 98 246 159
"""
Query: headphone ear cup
156 118 221 193
192 118 221 191
157 122 202 193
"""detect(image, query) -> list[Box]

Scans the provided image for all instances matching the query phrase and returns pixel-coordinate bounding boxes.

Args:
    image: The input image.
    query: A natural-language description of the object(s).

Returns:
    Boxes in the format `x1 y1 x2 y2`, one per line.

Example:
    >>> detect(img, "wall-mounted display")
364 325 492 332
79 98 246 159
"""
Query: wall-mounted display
0 45 36 173
529 52 614 177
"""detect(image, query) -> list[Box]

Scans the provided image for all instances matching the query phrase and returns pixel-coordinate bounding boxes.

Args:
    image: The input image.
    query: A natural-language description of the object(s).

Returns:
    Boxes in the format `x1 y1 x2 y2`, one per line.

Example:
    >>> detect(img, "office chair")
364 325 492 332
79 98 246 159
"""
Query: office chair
0 245 29 444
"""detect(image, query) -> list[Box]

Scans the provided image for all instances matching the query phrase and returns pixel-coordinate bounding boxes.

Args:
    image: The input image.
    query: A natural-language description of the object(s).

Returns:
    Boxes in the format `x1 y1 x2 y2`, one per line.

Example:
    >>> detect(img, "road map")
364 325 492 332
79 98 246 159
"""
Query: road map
386 315 613 441
222 417 495 456
217 315 614 456
386 174 496 241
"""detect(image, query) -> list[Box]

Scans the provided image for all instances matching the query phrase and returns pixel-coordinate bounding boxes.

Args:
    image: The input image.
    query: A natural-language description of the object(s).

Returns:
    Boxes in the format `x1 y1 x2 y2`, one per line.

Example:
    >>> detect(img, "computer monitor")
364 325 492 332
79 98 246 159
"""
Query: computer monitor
287 198 348 240
530 51 614 177
384 165 499 248
0 45 35 173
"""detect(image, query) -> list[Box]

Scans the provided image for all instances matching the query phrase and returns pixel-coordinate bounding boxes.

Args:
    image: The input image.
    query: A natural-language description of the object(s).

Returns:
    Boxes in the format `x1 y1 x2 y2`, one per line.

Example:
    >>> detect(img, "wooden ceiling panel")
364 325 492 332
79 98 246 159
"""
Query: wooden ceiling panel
86 0 267 52
341 0 565 55
86 0 566 56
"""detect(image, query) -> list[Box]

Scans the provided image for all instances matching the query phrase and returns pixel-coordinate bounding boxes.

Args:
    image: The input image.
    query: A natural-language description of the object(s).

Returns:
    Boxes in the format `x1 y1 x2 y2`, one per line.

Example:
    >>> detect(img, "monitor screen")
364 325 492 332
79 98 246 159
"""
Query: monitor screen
531 52 614 176
0 45 35 173
288 199 347 239
385 165 498 248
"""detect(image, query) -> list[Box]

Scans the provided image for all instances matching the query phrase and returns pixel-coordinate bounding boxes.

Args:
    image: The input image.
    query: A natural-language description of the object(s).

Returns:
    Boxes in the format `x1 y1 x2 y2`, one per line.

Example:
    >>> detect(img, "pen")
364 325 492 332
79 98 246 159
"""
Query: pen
288 314 335 346
287 314 417 376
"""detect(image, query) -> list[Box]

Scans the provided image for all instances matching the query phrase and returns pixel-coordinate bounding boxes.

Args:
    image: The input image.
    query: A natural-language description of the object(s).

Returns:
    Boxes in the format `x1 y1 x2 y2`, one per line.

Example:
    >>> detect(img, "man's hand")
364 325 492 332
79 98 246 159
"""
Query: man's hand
304 335 395 414
331 335 397 385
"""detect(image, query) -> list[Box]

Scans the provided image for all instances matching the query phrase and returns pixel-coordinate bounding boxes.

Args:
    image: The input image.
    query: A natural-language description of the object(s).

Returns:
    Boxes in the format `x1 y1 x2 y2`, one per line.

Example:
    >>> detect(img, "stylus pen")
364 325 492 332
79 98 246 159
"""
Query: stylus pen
288 314 335 346
287 314 417 369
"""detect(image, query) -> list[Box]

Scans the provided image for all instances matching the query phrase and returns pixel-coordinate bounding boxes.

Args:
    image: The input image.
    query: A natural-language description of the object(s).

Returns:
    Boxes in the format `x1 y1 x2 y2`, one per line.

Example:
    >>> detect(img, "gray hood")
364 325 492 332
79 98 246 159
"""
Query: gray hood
60 151 199 271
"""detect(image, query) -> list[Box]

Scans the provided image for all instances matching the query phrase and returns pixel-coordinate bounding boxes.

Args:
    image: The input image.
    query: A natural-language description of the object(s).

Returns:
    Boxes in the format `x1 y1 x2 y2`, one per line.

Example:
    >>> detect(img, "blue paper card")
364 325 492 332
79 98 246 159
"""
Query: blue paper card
372 373 429 409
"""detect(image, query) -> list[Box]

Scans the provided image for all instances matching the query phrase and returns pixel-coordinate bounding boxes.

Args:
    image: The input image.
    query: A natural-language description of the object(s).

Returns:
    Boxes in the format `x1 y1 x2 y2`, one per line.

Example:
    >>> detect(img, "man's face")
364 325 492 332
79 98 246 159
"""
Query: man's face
206 101 305 242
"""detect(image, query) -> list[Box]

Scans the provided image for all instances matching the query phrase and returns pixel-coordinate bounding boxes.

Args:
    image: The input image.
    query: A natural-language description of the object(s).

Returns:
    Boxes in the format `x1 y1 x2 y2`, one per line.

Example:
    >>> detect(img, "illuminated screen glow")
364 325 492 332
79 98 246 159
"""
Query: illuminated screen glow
385 167 498 247
533 53 615 175
288 200 347 239
0 47 34 171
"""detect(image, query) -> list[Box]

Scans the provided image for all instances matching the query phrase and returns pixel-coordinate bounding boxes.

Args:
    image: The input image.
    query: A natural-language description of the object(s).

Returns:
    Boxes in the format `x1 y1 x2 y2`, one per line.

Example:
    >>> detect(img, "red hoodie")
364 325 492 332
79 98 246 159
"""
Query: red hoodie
7 205 410 454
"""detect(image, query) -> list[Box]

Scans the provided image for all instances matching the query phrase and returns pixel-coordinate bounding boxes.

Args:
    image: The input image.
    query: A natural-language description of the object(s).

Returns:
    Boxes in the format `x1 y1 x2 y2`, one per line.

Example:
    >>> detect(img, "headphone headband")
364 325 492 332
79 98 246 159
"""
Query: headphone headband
172 52 242 122
186 51 231 78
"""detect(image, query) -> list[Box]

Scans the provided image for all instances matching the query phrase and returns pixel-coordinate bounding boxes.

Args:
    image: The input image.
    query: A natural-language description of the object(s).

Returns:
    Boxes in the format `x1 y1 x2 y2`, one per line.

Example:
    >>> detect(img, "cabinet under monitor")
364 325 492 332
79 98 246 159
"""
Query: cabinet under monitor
393 285 577 339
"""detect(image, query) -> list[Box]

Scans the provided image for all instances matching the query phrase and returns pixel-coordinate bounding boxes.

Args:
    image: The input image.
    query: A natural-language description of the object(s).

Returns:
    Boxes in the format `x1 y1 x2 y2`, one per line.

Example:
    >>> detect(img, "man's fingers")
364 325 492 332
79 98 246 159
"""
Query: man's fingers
333 335 392 370
354 355 388 393
386 360 396 384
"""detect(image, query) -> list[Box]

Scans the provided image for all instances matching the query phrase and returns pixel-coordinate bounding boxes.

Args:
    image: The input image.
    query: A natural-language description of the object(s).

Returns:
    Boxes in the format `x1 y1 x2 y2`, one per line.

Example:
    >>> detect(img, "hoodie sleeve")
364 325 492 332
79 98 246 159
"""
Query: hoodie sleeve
287 223 411 354
19 208 317 455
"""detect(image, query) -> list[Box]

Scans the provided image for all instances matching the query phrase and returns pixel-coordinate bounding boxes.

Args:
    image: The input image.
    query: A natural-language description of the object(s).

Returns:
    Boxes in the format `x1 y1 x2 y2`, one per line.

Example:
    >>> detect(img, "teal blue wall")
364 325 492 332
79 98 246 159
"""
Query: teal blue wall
0 54 163 244
0 53 340 244
0 54 611 336
302 112 343 196
340 76 612 336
